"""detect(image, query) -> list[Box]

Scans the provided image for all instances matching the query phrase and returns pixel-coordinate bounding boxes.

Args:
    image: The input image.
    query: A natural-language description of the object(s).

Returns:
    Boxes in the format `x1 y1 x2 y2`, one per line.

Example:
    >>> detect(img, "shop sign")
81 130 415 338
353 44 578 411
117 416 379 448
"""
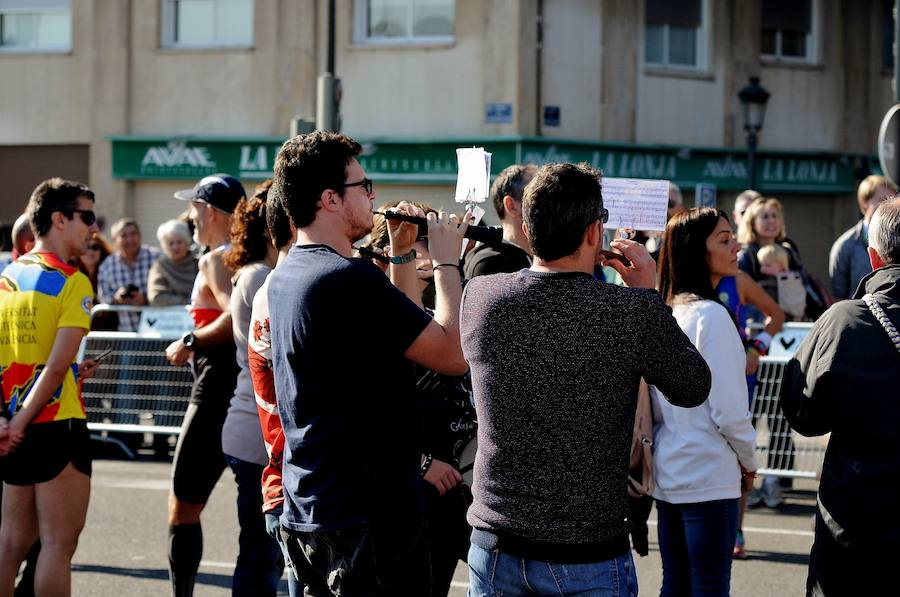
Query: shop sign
110 136 872 194
112 137 285 180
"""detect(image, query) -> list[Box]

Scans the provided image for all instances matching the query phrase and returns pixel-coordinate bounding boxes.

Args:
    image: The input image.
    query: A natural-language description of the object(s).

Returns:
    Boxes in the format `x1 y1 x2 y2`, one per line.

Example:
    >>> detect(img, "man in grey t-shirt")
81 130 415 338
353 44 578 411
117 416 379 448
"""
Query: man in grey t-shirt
461 163 712 595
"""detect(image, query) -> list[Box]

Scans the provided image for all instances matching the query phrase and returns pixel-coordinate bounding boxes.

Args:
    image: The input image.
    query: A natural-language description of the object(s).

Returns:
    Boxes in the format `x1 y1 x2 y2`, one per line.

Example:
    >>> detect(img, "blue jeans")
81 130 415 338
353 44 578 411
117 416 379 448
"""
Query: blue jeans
225 454 285 597
265 511 303 597
656 498 739 597
467 544 638 596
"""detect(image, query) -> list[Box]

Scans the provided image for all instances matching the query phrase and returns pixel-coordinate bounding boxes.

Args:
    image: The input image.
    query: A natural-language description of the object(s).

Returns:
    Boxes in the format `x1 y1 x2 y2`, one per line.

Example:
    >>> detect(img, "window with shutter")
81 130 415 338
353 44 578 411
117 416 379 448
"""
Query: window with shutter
0 0 71 53
161 0 254 49
354 0 454 45
760 0 818 62
644 0 707 70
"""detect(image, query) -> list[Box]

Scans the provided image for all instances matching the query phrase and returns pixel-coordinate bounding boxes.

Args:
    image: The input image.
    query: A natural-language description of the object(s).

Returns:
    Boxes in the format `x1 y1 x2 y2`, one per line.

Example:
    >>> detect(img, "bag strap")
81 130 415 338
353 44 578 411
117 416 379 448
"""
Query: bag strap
862 294 900 355
628 380 654 498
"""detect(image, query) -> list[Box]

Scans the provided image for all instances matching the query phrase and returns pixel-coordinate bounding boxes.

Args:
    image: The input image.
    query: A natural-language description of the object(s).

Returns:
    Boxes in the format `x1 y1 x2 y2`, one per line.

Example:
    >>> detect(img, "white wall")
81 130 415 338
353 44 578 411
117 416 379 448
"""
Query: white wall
539 0 602 139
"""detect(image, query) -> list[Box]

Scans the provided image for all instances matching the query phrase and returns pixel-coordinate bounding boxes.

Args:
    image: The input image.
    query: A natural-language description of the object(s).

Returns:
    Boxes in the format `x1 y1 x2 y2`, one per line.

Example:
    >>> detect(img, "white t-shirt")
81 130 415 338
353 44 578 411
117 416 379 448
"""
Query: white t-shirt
650 297 758 504
222 261 272 465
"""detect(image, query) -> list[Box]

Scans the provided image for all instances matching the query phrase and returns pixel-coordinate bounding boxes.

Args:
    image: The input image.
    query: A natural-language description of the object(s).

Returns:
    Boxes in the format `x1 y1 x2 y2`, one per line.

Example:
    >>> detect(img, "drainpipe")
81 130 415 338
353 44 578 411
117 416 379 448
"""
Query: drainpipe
535 0 544 136
896 0 900 103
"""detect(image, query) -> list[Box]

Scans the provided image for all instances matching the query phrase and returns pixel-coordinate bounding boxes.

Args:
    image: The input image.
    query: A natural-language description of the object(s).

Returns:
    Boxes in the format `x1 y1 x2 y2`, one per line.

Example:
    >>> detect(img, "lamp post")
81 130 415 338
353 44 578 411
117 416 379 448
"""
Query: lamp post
738 77 771 191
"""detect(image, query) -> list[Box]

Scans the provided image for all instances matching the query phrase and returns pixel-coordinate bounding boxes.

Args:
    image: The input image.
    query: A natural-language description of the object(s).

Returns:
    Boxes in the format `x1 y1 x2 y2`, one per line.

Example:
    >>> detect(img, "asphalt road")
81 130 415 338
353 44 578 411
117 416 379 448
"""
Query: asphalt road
58 456 815 596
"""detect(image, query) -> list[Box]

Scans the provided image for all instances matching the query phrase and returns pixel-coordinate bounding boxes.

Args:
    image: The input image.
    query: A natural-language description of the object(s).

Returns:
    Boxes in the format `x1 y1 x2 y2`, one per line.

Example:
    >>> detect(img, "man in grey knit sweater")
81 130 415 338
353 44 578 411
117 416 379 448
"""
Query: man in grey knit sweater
461 163 712 596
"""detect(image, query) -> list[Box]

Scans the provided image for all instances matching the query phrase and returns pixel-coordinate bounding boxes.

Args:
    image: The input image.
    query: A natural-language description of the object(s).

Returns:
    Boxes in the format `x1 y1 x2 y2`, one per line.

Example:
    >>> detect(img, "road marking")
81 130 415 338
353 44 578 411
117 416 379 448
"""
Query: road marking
92 477 231 492
200 560 236 570
92 478 171 491
648 520 813 538
738 525 814 538
199 561 473 588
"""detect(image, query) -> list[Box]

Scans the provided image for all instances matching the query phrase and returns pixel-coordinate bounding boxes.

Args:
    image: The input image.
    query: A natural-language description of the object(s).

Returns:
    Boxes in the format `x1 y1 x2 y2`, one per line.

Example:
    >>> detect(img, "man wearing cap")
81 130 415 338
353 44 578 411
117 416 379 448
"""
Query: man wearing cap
164 174 244 597
98 218 160 331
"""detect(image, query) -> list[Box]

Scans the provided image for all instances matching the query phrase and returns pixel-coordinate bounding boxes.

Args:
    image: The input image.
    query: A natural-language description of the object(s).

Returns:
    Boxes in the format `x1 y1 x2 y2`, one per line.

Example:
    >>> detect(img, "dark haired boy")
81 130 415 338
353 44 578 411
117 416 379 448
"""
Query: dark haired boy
267 131 470 594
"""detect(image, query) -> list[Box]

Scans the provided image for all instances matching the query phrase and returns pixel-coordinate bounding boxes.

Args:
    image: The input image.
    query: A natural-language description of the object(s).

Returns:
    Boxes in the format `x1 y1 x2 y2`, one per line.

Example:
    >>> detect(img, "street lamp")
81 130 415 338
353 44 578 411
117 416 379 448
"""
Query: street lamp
738 77 770 191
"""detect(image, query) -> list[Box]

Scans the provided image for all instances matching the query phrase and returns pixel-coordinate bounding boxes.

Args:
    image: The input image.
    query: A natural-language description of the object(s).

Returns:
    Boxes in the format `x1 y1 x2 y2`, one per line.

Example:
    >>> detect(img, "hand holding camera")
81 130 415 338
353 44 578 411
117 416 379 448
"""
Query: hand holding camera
114 283 145 306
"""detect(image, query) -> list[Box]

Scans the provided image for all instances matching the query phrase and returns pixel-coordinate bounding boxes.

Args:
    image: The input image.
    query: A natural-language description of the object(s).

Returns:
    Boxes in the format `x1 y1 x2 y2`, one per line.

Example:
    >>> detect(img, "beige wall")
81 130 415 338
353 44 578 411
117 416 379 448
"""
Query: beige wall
339 0 533 138
636 0 725 146
1 0 896 236
539 0 602 139
128 0 315 136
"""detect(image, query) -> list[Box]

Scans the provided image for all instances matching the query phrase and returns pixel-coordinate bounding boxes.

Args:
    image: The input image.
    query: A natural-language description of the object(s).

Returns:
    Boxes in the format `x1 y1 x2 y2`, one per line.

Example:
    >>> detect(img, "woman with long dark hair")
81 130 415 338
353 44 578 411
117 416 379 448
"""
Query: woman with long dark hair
76 233 118 330
652 208 758 596
220 181 284 596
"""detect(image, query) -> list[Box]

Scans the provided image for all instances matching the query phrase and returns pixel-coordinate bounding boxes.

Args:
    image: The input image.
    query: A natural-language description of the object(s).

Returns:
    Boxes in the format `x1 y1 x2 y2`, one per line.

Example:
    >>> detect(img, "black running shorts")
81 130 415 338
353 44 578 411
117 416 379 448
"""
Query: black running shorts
171 343 239 504
0 418 92 485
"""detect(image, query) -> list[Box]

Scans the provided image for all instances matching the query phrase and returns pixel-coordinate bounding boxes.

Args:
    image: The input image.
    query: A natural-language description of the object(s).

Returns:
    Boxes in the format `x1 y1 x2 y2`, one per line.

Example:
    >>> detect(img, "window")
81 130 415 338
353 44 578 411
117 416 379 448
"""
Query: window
761 0 817 62
0 0 71 53
644 0 707 69
162 0 253 48
355 0 454 44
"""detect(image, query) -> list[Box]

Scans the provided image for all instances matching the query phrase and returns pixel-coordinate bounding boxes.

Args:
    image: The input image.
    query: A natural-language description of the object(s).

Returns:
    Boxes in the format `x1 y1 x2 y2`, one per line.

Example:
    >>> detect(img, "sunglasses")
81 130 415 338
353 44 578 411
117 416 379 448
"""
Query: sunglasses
87 244 102 251
598 207 609 224
338 178 374 195
61 208 96 226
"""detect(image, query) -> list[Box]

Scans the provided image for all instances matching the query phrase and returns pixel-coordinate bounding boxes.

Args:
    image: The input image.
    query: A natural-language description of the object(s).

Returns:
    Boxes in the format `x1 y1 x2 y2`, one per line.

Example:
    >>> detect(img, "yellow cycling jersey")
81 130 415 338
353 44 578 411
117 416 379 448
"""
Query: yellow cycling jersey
0 251 93 423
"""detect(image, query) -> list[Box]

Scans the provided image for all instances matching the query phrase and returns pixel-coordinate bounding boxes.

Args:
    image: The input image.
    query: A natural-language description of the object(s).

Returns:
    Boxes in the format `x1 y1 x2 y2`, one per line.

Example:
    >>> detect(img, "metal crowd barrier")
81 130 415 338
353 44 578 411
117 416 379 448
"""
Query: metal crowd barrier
77 307 827 473
80 305 194 457
750 323 827 479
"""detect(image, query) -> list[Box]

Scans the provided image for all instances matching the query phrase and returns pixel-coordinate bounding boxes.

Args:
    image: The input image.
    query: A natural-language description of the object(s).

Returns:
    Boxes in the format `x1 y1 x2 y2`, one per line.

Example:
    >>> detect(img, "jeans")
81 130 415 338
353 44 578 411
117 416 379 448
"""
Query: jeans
656 498 739 597
225 455 285 597
467 544 638 597
265 511 303 597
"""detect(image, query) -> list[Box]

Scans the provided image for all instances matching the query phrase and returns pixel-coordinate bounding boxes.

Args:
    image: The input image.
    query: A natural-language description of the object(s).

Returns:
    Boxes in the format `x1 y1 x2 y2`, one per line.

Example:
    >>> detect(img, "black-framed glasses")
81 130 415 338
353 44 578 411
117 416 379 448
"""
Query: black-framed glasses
61 208 96 226
338 178 374 195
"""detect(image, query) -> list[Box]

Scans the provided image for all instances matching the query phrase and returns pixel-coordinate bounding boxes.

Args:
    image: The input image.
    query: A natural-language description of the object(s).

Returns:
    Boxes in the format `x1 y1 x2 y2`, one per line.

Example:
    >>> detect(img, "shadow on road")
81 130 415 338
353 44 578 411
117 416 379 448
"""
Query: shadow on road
740 550 810 566
72 564 230 589
748 505 816 518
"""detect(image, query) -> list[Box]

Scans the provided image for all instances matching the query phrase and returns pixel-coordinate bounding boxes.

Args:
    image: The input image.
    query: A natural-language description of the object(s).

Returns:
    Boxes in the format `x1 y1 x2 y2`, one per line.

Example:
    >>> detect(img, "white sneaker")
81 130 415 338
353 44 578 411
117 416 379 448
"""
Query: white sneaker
762 477 784 508
745 488 764 508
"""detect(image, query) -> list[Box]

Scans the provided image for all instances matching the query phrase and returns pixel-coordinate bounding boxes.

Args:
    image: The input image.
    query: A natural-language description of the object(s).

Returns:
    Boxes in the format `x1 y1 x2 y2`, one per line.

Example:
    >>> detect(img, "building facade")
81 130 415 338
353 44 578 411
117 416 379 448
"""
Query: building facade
1 0 895 280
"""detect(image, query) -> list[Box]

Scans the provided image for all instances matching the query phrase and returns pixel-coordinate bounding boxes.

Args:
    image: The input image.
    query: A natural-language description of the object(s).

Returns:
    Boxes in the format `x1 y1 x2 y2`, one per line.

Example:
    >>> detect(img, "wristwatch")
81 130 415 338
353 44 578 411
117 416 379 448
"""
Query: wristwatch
389 249 417 265
182 332 197 350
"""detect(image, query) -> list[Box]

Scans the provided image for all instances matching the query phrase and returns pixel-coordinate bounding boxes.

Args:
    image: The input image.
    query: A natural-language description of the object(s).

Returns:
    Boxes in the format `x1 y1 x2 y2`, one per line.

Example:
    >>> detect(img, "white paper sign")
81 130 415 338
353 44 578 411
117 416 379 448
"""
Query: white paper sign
603 177 670 231
767 323 813 358
138 306 195 339
455 147 491 203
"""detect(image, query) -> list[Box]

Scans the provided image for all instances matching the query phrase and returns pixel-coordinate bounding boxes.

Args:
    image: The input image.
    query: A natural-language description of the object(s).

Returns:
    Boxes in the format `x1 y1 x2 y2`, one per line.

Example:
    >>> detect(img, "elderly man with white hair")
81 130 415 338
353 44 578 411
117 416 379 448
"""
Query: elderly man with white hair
780 196 900 597
148 219 199 306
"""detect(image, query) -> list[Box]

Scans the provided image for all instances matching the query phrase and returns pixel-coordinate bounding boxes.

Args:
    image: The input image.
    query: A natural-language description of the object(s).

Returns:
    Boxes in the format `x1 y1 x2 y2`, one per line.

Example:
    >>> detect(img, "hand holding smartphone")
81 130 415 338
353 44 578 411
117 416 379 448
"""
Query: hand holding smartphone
93 348 113 363
598 249 631 268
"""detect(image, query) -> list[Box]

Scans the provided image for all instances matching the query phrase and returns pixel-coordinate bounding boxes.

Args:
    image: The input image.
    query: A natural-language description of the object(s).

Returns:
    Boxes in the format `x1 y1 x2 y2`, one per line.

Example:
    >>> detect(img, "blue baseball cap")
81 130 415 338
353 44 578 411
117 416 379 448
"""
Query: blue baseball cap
174 174 246 214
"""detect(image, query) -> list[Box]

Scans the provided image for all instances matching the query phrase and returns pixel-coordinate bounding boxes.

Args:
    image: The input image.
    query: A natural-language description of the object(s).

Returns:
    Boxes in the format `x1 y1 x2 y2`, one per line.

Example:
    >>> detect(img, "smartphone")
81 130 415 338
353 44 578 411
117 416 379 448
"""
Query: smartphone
93 348 114 363
599 249 632 268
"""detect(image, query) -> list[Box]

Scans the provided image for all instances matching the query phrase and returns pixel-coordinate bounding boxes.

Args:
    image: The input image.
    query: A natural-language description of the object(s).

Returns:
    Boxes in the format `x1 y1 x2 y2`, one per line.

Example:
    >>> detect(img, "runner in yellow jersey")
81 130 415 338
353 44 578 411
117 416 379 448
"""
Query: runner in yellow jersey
0 178 100 597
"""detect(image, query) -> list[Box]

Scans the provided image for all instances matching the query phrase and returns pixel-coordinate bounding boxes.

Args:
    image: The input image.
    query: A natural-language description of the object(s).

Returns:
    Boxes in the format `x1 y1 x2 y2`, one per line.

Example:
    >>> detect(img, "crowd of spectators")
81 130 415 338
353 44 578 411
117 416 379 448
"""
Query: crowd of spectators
1 138 899 597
